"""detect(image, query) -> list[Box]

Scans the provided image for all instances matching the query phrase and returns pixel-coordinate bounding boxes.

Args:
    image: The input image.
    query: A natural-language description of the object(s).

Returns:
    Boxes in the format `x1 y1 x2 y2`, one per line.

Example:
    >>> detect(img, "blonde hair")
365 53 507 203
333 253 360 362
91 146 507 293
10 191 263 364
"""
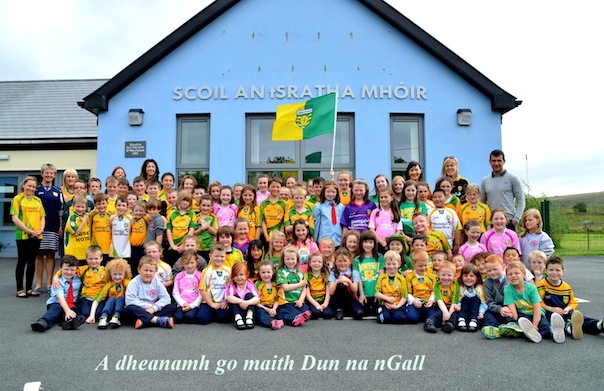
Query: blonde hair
439 261 456 274
384 250 401 264
527 250 547 263
411 250 429 264
277 245 300 269
520 208 544 236
505 261 525 274
62 169 78 187
465 183 480 195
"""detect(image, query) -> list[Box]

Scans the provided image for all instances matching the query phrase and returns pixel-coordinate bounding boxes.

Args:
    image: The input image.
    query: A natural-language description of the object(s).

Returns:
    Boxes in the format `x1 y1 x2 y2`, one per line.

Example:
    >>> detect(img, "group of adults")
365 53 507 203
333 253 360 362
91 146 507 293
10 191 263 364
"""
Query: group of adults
12 151 524 298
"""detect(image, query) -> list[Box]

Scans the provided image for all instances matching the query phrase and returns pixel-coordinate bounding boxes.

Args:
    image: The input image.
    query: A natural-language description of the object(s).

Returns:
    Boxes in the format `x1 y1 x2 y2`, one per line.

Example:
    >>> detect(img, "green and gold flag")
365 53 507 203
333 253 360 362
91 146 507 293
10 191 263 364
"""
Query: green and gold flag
272 93 336 141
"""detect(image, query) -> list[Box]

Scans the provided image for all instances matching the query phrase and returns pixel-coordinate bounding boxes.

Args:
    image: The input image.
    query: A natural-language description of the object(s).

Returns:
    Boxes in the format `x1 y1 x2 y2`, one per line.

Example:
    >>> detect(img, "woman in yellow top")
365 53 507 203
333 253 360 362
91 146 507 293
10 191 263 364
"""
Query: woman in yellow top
11 176 46 298
61 168 79 203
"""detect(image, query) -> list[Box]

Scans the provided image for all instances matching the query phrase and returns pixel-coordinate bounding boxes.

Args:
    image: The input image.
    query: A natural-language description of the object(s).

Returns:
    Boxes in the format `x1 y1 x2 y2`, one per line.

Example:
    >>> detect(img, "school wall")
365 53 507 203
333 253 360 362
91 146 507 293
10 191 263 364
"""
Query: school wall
96 0 502 186
0 150 97 175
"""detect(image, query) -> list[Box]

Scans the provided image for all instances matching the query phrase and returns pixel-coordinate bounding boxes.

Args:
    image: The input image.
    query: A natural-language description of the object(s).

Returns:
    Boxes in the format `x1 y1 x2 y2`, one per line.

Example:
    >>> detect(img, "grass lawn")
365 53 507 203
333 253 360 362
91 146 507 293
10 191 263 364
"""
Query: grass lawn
555 232 604 256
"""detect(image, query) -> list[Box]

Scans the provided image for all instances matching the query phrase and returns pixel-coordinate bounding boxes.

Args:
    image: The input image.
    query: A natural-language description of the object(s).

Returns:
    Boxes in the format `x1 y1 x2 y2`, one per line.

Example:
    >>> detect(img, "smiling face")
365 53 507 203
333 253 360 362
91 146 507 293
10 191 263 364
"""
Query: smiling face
431 191 445 208
412 214 429 234
489 154 505 175
113 168 126 179
362 239 375 255
485 261 504 280
444 160 458 178
438 180 452 196
417 185 429 202
269 181 281 197
404 184 417 202
22 179 37 196
545 262 564 284
283 251 298 270
491 211 508 231
200 199 212 215
272 237 286 252
145 162 157 178
462 271 477 287
241 189 255 206
294 223 308 241
323 186 338 202
86 251 102 268
61 264 78 280
392 178 404 196
41 169 56 186
308 255 324 272
233 269 248 286
506 266 525 286
466 225 481 242
257 177 268 193
133 205 146 220
378 190 393 208
116 200 129 215
258 264 273 282
407 165 422 181
320 241 334 259
74 201 87 215
285 177 296 189
138 263 157 284
235 222 249 240
503 249 520 265
413 260 428 276
352 183 366 202
250 246 263 261
438 267 455 286
338 173 351 190
162 175 174 190
334 254 351 272
374 175 388 191
183 179 195 192
219 188 232 205
110 269 126 285
210 250 226 269
384 257 400 275
345 235 358 253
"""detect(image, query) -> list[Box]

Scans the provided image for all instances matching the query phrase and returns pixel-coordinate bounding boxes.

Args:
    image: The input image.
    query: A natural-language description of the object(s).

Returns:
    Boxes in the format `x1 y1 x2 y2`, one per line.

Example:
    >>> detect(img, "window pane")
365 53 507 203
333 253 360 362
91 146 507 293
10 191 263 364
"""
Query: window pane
250 118 296 165
392 119 420 165
180 120 208 165
303 119 350 165
0 176 18 227
177 171 209 190
247 170 299 185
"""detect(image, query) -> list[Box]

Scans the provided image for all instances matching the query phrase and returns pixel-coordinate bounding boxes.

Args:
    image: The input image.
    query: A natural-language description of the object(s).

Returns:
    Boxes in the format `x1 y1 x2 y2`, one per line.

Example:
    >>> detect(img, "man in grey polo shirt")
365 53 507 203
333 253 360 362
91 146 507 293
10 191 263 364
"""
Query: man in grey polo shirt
480 149 525 229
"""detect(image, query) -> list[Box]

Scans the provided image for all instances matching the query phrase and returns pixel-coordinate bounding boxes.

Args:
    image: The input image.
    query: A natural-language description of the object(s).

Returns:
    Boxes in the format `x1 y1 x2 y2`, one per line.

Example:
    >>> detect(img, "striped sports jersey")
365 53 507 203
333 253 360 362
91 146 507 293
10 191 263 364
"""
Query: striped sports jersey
130 216 148 247
237 205 261 241
375 273 407 304
256 280 278 307
260 198 287 234
167 210 197 246
284 207 315 237
197 214 218 251
109 214 132 258
77 265 108 300
444 194 462 217
306 272 329 303
480 228 520 257
94 279 129 302
405 272 436 302
459 202 491 232
425 230 451 257
536 278 578 310
90 211 112 254
10 193 45 240
224 248 245 269
428 207 461 248
434 280 460 306
399 200 428 234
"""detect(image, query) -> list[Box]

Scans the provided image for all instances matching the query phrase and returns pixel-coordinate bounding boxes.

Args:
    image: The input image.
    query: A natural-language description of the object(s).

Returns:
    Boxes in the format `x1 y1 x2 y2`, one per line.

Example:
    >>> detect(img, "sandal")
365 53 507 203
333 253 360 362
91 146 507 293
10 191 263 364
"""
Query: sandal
16 290 28 298
235 318 246 330
27 289 40 297
245 316 255 329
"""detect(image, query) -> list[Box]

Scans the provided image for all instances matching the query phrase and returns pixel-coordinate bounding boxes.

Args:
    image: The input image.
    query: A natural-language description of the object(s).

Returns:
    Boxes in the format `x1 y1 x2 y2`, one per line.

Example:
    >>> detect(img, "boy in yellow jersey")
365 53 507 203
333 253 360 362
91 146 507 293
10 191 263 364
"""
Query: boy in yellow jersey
53 245 107 320
130 201 148 272
62 180 93 232
424 261 460 333
260 177 286 242
90 193 112 266
405 250 437 323
411 212 452 260
284 186 315 241
165 188 178 218
132 176 147 200
427 251 447 279
105 176 119 215
116 177 129 198
158 172 175 203
197 243 232 325
64 195 92 266
216 225 244 269
337 170 352 206
374 250 408 324
459 184 491 233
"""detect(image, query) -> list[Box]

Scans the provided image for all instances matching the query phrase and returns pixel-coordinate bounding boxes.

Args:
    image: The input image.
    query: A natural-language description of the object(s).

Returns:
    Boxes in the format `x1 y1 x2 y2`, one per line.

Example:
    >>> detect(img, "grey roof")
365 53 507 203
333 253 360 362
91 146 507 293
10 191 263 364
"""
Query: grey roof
0 79 106 144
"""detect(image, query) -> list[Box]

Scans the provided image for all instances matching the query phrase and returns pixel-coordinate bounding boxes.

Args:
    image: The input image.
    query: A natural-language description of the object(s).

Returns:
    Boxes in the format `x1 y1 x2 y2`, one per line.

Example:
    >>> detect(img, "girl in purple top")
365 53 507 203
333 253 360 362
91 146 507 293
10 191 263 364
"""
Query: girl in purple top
226 263 260 330
172 250 203 324
341 179 376 234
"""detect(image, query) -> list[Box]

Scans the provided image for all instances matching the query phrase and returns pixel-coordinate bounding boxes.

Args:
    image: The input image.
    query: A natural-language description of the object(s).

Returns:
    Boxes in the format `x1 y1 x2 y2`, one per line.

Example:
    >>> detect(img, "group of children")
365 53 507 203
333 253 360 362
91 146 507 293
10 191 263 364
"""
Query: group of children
28 169 602 344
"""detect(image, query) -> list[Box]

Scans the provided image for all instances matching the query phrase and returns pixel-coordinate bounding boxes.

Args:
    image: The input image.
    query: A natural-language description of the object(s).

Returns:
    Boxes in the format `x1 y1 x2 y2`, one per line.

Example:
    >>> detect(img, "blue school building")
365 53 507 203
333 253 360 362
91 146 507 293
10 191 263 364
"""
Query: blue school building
82 0 519 188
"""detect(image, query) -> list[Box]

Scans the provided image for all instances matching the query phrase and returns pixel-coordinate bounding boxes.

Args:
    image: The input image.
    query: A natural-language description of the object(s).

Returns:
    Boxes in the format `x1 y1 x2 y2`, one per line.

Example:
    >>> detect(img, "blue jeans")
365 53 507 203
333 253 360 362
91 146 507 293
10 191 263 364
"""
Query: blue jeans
101 296 124 317
377 306 408 324
123 304 177 326
406 303 438 323
309 302 336 319
428 308 460 327
174 306 200 324
518 313 551 338
39 303 79 329
459 295 480 322
277 303 310 326
255 306 276 327
230 292 256 319
196 303 231 325
78 298 104 319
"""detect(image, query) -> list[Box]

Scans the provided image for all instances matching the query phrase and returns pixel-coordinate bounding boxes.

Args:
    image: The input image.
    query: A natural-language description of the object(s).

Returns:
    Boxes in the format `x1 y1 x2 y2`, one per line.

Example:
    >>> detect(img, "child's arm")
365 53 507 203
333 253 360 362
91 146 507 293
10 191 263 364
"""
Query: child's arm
200 290 227 310
436 299 450 321
531 302 542 330
74 214 89 236
279 279 307 292
453 229 462 253
321 289 332 309
166 229 179 252
357 277 366 304
507 303 518 320
87 300 100 324
57 292 77 321
295 286 307 308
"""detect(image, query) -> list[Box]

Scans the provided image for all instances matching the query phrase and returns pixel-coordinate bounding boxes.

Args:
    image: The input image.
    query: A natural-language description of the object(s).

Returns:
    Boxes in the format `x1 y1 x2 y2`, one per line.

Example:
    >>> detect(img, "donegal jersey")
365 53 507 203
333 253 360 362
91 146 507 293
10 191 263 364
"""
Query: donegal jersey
130 216 148 247
276 267 305 305
237 205 261 241
428 207 461 248
168 210 197 246
214 204 237 227
459 202 491 232
375 273 407 304
106 196 117 215
260 198 287 234
444 195 462 217
339 189 351 206
405 272 436 302
480 228 520 257
64 213 91 260
10 193 45 240
434 280 460 306
399 200 428 234
197 213 218 251
353 254 385 298
284 207 315 237
536 278 578 310
109 214 132 258
256 280 278 307
90 211 112 254
199 264 231 303
425 230 451 257
224 248 245 269
77 265 108 300
94 279 129 302
306 272 329 303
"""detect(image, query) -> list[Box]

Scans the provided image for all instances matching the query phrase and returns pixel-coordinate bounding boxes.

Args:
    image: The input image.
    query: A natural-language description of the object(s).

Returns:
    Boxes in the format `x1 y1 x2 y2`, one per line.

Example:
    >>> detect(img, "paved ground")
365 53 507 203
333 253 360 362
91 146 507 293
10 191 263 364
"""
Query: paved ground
1 256 603 391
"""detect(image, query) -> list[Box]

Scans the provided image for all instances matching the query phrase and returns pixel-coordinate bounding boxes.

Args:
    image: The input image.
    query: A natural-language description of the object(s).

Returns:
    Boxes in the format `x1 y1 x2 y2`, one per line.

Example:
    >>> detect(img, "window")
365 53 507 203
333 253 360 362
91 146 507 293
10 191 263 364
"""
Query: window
176 115 210 189
246 113 354 183
390 115 424 178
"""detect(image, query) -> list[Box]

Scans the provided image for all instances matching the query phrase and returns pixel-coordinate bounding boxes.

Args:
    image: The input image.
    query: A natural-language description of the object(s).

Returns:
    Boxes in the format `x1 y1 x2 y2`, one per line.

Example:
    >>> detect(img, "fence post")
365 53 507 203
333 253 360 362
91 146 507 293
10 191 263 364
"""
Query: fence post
541 199 550 234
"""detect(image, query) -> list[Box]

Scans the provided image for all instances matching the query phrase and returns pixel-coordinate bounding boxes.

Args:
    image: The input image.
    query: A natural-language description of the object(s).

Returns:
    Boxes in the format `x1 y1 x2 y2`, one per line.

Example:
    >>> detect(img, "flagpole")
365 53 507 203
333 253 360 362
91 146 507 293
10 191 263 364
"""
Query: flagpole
329 92 338 180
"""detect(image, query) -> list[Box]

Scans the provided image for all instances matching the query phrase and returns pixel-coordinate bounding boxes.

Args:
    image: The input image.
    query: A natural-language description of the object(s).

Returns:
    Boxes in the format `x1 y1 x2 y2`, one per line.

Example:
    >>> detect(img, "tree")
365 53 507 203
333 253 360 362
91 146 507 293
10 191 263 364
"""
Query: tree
572 202 587 213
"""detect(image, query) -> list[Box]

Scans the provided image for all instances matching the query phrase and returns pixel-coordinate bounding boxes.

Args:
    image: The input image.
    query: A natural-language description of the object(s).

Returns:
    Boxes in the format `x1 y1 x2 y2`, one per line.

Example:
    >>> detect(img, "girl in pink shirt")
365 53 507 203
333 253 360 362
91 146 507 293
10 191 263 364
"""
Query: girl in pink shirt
172 250 203 324
292 219 319 273
225 263 260 330
369 188 403 251
214 186 238 227
480 208 520 257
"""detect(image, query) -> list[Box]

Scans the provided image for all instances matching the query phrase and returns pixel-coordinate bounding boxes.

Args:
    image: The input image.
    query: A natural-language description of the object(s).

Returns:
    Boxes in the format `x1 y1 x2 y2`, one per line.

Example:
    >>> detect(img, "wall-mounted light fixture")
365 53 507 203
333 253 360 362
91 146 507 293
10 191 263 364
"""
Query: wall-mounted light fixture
457 108 472 126
128 109 144 126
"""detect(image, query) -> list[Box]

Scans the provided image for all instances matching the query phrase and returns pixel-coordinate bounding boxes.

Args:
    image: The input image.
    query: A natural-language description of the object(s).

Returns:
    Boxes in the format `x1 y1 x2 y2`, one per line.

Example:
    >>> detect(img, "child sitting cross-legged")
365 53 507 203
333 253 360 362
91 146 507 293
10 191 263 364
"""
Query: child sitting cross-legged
424 261 460 333
374 251 408 324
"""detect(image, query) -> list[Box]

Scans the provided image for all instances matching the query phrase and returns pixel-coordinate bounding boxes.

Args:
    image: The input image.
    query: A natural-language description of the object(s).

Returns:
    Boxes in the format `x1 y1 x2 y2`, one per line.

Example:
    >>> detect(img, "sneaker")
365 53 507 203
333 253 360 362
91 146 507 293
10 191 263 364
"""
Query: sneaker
292 313 306 327
468 320 478 332
457 318 467 331
499 322 523 337
301 310 312 321
441 321 455 334
481 326 501 339
155 316 174 329
518 317 542 343
423 321 437 333
134 319 145 329
108 315 121 329
98 315 109 330
271 319 283 330
31 319 48 333
335 308 344 321
570 311 584 340
550 313 565 343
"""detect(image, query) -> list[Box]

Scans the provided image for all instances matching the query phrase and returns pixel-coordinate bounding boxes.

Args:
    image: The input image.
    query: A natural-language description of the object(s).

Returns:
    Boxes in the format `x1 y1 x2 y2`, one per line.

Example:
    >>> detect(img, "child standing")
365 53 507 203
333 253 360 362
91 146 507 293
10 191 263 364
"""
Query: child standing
405 250 437 323
237 185 261 241
342 229 361 259
424 261 460 333
92 258 132 329
197 243 232 325
368 187 402 251
458 220 488 263
195 194 218 261
520 208 555 267
214 185 238 227
166 190 197 266
292 219 319 273
411 212 452 260
129 200 148 272
328 248 364 320
233 217 251 258
255 260 284 329
313 180 345 247
480 208 521 257
265 231 287 269
90 193 112 266
504 261 563 343
434 177 462 217
341 179 376 234
145 199 167 245
276 246 311 326
416 182 434 209
354 230 384 315
374 251 408 324
124 255 176 329
284 186 314 241
226 263 260 330
31 255 86 332
457 263 487 332
305 253 335 319
109 197 133 261
337 170 353 206
399 180 427 237
64 195 92 266
260 177 287 242
255 174 270 206
459 184 491 233
105 176 119 215
427 188 461 252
